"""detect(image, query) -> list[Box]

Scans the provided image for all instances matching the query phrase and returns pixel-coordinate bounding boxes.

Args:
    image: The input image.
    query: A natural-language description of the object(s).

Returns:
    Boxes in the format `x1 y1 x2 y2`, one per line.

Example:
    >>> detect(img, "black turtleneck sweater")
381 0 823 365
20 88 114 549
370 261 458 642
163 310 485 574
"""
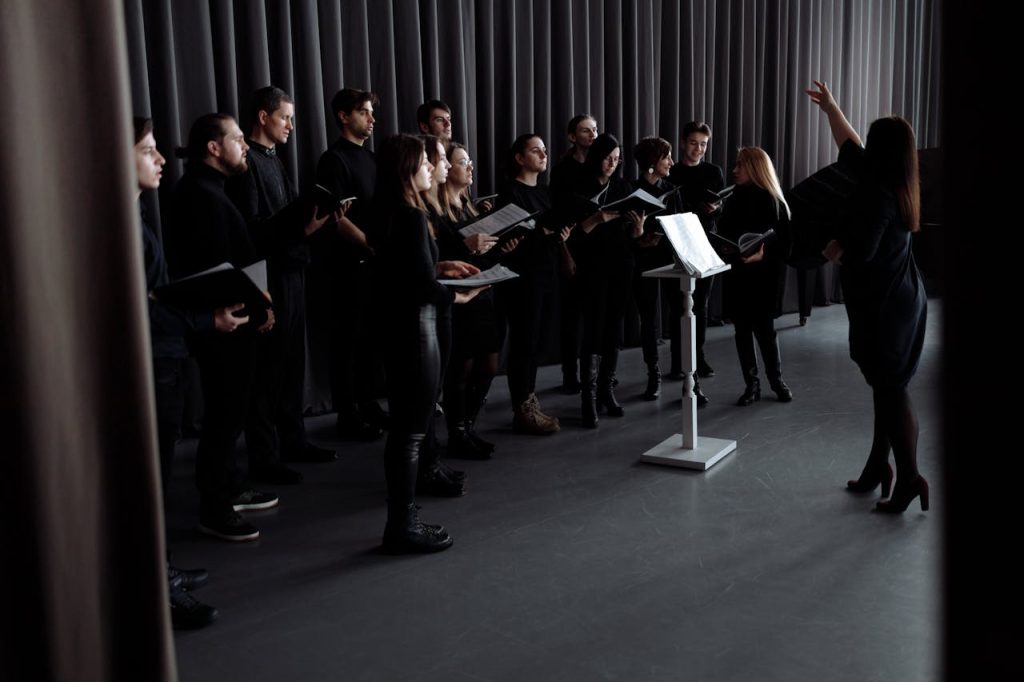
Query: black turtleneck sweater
668 161 725 233
226 139 308 272
315 136 376 261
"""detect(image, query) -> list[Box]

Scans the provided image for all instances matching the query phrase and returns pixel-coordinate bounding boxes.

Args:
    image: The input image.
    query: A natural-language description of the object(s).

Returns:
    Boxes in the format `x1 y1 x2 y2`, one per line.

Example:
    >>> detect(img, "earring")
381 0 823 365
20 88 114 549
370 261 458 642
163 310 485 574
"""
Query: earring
648 167 654 175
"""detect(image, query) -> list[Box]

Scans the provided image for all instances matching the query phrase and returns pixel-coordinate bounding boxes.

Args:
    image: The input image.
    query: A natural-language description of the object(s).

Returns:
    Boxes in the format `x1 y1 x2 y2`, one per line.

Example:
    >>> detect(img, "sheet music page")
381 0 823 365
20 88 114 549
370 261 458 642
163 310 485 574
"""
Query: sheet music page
458 204 532 237
657 213 726 277
438 264 520 287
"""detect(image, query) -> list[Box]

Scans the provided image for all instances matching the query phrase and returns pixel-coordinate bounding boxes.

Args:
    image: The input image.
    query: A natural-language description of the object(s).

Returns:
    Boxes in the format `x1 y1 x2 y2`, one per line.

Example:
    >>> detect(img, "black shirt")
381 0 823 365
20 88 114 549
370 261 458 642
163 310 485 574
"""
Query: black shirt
226 139 308 271
315 136 376 262
141 204 210 359
668 161 725 233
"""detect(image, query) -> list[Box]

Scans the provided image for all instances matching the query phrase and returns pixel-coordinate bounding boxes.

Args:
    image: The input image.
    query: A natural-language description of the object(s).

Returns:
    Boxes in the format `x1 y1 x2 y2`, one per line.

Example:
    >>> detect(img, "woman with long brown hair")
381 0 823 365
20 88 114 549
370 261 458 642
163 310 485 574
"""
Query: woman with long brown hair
373 134 483 553
808 80 929 513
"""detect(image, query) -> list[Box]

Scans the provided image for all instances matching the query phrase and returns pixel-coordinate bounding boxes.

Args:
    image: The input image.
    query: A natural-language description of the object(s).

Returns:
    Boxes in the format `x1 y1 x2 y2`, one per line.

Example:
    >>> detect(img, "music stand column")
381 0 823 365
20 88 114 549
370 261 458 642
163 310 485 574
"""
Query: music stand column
640 264 736 470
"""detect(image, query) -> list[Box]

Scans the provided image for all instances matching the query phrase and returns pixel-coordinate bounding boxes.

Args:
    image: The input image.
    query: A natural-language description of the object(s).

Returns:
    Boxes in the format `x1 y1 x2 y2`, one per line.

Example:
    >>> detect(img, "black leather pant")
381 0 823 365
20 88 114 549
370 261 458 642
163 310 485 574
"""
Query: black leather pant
384 305 442 507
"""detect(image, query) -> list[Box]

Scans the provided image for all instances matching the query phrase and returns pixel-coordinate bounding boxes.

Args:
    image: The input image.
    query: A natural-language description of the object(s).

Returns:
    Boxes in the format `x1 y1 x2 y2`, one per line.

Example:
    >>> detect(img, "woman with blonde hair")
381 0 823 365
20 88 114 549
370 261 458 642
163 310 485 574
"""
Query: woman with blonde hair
717 146 792 406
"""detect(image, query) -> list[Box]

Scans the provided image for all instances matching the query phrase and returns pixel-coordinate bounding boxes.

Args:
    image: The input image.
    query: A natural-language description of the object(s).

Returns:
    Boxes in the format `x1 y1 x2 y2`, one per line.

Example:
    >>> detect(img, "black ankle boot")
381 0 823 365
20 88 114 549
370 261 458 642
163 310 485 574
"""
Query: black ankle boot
736 379 761 406
382 503 453 554
643 363 661 400
465 420 495 455
597 351 625 417
694 380 709 407
769 378 793 402
447 422 491 460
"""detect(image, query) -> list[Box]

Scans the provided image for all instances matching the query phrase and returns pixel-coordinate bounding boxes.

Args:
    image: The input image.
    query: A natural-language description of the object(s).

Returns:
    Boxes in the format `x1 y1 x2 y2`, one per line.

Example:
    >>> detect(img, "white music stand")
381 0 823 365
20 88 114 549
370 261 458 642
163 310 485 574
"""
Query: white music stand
640 213 736 470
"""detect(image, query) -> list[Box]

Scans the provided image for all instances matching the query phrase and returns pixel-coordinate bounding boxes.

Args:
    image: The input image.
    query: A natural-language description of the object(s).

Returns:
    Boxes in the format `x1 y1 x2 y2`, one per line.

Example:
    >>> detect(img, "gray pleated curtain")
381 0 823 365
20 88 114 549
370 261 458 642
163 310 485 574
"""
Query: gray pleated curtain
124 0 941 414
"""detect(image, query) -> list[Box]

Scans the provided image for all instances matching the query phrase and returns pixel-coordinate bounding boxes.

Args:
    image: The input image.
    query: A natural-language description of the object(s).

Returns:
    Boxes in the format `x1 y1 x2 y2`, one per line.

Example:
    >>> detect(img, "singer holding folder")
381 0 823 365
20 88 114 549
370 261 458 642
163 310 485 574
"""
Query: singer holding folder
717 147 793 407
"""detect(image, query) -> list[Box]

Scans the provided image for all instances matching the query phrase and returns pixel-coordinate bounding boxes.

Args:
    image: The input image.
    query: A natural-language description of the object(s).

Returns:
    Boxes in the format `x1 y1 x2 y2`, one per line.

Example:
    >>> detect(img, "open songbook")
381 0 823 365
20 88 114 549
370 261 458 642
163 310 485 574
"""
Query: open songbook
457 203 540 240
703 185 735 204
708 229 776 259
438 264 520 288
154 260 271 314
656 213 730 278
312 184 355 218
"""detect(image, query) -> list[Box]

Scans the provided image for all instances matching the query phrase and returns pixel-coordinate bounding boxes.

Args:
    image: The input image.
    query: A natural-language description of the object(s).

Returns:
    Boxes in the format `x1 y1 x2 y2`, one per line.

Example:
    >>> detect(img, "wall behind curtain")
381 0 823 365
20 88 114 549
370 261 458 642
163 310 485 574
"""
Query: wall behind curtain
123 0 941 411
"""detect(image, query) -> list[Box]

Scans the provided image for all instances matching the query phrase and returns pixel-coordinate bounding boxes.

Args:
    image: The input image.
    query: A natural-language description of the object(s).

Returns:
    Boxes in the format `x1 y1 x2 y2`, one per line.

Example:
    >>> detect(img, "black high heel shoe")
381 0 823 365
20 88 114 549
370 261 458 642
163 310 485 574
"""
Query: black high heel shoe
846 462 894 497
876 475 930 513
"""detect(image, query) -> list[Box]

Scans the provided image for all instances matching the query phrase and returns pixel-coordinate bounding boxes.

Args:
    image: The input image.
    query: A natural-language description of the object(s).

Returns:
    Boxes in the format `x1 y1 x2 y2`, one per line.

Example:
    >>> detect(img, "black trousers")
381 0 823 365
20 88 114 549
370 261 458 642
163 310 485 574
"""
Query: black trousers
193 334 256 516
384 305 442 505
244 269 308 463
559 275 583 376
327 261 381 415
501 279 552 405
733 315 782 383
153 356 188 496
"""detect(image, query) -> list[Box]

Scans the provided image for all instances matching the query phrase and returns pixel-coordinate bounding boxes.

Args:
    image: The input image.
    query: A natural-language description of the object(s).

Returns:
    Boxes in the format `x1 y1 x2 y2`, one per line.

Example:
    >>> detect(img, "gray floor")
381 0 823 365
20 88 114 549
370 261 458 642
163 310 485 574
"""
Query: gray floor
169 302 942 682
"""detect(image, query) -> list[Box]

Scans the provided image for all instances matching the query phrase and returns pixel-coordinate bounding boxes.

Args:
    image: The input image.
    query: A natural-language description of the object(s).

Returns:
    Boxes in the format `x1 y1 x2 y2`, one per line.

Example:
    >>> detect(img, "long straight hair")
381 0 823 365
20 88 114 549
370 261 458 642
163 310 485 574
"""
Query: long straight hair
734 147 791 220
866 116 920 232
444 141 479 223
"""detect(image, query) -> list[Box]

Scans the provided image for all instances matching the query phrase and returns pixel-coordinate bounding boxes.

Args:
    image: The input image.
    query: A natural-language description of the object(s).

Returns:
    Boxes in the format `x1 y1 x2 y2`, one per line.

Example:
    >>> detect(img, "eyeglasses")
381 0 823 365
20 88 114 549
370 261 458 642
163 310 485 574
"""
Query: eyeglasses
455 158 473 167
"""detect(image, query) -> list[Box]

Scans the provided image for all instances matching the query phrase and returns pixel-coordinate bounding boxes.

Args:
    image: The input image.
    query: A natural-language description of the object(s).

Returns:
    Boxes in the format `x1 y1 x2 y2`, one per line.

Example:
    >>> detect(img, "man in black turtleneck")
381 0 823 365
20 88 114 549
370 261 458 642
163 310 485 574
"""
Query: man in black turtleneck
668 121 726 382
164 113 279 543
227 87 340 478
313 88 387 440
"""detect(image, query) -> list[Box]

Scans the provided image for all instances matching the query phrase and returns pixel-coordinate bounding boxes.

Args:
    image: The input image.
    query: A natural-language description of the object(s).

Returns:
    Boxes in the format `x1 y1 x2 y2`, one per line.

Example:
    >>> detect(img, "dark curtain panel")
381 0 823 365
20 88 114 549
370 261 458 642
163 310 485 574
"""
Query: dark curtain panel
123 0 941 411
1 1 176 680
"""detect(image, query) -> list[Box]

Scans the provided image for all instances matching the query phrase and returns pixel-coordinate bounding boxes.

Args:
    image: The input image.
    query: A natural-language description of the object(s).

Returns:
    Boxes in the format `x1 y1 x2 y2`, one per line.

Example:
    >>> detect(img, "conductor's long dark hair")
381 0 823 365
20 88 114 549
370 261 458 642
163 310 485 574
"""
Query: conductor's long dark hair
865 116 920 233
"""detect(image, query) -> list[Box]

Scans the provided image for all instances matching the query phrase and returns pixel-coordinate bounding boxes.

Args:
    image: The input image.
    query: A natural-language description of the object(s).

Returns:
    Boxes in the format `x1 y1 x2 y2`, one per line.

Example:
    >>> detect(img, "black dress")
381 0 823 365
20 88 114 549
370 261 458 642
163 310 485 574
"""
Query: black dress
836 140 927 389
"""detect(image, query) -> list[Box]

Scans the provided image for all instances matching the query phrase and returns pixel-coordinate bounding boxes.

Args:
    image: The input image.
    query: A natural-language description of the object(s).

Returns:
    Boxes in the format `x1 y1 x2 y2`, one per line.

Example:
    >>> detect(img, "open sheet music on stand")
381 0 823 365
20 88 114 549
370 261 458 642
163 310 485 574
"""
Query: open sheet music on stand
438 264 519 288
656 213 731 278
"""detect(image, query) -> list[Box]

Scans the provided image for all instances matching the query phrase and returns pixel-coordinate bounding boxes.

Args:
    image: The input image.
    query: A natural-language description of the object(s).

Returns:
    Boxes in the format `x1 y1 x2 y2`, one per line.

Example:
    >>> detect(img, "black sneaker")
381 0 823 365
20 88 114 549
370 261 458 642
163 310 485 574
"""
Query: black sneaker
248 462 304 485
168 564 208 590
169 583 218 630
696 358 716 378
230 489 279 511
199 511 260 542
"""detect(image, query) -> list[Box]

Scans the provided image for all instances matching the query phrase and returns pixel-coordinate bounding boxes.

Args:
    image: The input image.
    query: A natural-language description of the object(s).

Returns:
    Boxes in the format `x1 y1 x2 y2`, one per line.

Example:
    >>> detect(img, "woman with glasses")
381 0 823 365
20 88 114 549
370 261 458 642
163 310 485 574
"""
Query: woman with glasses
434 142 505 460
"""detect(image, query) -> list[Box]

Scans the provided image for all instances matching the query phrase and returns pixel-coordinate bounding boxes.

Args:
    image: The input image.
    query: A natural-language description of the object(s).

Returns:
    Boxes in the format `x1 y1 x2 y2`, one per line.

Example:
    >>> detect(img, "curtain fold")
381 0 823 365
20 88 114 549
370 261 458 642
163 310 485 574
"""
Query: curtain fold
1 0 176 680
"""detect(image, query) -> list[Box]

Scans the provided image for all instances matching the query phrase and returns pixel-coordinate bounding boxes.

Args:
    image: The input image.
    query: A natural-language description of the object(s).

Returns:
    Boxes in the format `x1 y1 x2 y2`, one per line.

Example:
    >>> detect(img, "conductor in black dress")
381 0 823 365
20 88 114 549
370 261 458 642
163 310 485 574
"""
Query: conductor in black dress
808 80 929 513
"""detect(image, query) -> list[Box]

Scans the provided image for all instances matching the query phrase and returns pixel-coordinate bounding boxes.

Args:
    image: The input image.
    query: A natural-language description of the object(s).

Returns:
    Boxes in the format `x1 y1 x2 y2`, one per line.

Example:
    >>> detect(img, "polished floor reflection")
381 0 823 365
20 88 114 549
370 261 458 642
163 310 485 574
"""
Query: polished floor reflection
169 302 941 682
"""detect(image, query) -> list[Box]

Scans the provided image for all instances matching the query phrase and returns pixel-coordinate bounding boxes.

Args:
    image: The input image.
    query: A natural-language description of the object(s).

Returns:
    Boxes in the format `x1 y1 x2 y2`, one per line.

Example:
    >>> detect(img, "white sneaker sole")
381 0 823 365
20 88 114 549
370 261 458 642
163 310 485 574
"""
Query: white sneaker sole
198 524 260 542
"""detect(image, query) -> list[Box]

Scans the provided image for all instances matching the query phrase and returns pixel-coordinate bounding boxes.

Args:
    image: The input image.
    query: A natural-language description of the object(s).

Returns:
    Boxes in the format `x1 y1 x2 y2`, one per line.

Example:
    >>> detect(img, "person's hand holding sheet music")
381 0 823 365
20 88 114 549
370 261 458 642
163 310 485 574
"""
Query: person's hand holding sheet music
625 210 645 238
258 307 276 333
500 236 522 254
214 302 248 332
701 200 723 215
453 285 490 304
558 225 574 243
740 244 765 264
581 209 620 234
822 239 844 264
465 232 498 255
437 260 481 278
